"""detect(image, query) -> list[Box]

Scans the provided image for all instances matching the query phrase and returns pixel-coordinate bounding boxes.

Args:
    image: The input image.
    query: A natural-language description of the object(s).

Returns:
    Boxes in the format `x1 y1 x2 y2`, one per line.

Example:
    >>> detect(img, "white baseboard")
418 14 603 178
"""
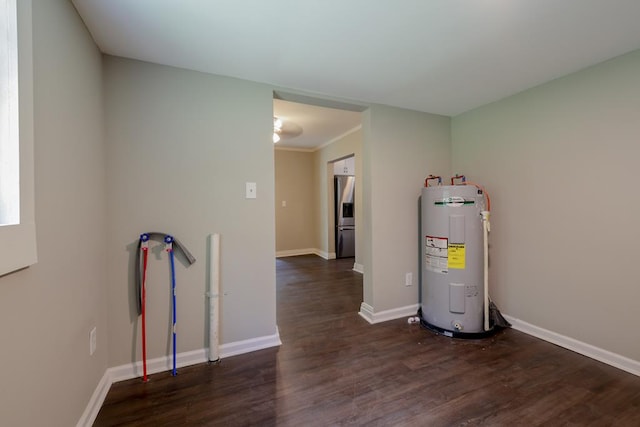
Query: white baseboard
76 370 112 427
276 248 317 258
78 329 282 427
504 314 640 377
108 348 208 383
219 329 282 358
358 302 419 324
317 250 336 260
108 329 282 383
358 302 375 323
352 263 364 274
276 248 336 260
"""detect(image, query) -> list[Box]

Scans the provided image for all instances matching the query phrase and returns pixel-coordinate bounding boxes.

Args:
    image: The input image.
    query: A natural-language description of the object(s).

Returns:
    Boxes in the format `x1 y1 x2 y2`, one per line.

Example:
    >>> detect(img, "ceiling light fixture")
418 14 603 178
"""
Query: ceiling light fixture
273 116 282 144
272 116 303 144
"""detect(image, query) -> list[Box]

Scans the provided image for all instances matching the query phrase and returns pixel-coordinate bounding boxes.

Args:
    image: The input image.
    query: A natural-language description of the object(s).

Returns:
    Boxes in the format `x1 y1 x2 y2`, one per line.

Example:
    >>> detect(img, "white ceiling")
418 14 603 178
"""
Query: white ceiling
72 0 640 146
273 99 361 150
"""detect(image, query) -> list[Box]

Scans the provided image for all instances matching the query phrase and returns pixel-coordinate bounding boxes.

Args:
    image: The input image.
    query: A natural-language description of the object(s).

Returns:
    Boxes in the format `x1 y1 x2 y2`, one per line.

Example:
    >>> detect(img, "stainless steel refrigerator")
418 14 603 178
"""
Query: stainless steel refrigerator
335 175 355 258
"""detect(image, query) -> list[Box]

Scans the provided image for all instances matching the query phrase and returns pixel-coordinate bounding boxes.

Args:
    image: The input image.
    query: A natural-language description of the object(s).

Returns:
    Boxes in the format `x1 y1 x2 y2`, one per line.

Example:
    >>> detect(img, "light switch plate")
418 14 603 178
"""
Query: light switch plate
246 182 257 199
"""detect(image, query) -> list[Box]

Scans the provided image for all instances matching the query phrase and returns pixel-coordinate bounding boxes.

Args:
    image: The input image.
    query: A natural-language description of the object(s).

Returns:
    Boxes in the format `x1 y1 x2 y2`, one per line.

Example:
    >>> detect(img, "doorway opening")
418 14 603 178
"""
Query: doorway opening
272 93 363 265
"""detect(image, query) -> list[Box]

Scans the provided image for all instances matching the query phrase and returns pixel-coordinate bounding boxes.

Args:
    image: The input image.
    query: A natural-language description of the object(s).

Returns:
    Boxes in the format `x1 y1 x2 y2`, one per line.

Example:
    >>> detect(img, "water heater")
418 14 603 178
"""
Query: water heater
420 175 493 338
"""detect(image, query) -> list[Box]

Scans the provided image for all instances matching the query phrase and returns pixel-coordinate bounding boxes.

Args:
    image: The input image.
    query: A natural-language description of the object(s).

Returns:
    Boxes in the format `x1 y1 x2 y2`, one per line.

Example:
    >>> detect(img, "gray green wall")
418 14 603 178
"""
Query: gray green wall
452 49 640 361
104 56 277 367
363 105 451 312
0 0 108 425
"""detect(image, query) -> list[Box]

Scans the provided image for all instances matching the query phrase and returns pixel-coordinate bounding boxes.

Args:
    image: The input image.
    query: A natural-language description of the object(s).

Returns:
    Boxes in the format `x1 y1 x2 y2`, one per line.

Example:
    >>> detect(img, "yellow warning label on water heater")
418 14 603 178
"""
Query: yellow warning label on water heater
448 244 466 269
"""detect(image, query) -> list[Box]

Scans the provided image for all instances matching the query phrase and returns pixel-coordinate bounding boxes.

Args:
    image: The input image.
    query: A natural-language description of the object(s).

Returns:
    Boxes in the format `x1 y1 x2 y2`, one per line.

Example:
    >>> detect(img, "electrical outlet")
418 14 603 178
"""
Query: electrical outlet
90 327 96 356
245 182 257 199
405 272 413 287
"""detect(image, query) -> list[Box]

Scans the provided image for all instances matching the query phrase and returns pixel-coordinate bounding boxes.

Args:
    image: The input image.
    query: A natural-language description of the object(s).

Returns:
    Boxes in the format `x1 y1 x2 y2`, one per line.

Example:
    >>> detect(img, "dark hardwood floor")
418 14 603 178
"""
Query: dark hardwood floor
95 255 640 426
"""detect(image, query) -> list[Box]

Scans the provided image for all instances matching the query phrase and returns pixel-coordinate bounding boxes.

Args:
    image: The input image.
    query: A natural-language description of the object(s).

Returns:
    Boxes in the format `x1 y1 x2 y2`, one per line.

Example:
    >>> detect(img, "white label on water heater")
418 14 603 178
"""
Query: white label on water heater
425 236 448 274
444 196 465 207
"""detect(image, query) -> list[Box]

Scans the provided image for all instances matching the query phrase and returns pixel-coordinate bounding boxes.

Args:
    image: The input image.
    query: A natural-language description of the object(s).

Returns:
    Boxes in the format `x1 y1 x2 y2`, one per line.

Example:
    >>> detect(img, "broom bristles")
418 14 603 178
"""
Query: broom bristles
489 299 511 329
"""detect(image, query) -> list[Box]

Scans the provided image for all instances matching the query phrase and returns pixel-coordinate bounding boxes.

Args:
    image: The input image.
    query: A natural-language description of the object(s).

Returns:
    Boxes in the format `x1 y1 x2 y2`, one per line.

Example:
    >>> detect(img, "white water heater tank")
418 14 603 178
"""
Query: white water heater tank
420 184 490 337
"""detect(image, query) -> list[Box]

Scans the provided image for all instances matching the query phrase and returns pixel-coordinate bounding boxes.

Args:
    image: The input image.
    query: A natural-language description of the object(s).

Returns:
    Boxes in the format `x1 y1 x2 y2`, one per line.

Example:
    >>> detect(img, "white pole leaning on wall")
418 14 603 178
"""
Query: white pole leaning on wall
208 233 221 362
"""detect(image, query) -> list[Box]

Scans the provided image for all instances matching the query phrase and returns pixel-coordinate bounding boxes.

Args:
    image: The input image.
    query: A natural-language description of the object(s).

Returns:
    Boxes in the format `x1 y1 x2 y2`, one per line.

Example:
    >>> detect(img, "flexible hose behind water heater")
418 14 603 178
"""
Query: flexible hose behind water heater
481 211 490 331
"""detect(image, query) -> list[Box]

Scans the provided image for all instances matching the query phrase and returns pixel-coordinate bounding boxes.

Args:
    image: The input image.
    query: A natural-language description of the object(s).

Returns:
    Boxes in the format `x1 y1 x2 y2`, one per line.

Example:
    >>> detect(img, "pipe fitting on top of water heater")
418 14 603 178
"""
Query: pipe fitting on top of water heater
424 175 442 187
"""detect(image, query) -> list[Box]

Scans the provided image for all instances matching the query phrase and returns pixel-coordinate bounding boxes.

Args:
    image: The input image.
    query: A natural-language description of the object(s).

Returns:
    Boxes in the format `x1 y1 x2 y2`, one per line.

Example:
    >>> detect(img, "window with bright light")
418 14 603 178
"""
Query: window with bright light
0 0 37 276
0 0 20 226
